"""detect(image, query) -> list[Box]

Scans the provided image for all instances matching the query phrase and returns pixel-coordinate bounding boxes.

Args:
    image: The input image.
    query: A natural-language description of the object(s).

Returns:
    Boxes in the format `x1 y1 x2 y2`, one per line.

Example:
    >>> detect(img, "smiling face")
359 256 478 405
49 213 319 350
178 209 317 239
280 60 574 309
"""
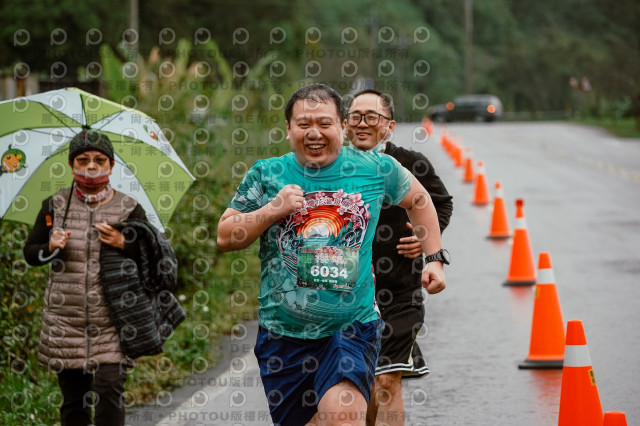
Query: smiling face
346 93 396 151
286 98 346 169
2 150 25 173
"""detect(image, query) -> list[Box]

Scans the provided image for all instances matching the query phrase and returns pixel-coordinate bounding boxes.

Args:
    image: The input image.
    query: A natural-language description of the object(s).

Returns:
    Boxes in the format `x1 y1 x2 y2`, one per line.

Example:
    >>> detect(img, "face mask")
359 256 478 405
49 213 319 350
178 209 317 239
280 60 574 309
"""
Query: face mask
73 169 110 190
372 141 387 153
348 140 387 153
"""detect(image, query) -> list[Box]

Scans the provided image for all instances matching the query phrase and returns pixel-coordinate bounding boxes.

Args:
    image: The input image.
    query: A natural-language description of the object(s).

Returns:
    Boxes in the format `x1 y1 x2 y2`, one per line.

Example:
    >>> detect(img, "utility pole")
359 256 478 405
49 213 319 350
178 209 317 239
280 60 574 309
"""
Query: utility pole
464 0 474 94
129 0 139 55
370 9 378 81
394 30 407 120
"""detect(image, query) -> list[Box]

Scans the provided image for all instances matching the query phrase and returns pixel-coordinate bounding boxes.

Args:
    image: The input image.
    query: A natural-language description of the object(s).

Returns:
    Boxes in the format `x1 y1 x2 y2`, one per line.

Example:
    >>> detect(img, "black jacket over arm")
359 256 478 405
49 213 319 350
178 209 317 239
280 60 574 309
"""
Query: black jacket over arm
99 219 185 359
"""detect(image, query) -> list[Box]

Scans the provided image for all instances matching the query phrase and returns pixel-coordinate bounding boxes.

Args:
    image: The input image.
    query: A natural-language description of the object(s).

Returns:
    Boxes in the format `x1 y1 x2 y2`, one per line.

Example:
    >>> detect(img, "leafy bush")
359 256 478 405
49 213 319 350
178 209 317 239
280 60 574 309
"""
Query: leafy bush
0 221 61 425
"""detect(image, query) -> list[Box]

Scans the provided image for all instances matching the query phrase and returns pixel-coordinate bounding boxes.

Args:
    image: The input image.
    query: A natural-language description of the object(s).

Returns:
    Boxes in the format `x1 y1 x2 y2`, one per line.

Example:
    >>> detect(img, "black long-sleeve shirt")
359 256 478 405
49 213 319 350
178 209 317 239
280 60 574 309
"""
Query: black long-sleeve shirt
373 142 453 299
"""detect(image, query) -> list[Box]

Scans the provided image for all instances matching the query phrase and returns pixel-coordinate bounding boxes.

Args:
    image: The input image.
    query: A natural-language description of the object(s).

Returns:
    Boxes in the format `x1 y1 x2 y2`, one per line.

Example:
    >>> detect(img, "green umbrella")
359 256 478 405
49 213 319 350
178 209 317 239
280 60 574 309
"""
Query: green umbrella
0 87 195 231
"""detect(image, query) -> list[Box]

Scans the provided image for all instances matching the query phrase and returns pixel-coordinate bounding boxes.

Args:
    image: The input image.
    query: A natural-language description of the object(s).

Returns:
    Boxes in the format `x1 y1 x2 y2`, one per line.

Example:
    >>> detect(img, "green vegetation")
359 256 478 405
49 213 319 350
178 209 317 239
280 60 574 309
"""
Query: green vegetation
572 117 640 139
1 0 638 121
0 39 290 422
1 222 61 424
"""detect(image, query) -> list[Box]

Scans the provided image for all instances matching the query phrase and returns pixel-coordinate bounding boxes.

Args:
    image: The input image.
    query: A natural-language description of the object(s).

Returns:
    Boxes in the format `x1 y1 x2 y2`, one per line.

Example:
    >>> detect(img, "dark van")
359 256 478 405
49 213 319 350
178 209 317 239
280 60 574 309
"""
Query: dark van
428 94 504 122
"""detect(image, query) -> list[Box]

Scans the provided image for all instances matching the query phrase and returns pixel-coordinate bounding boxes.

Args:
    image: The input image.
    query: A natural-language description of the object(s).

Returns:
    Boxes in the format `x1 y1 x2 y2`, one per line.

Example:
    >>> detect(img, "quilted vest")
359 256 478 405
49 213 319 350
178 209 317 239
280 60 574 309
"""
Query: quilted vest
38 188 138 371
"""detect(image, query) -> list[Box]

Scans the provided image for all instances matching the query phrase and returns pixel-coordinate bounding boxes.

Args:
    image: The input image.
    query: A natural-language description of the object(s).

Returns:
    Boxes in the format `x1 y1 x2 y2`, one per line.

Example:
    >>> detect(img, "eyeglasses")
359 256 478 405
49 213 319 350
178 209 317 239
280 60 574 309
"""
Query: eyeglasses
74 154 110 167
346 112 392 126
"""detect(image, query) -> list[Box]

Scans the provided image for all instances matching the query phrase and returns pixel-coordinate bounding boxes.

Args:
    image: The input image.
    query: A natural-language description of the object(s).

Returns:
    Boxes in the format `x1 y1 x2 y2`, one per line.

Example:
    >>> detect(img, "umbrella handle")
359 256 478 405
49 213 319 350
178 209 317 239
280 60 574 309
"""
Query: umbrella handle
38 248 60 263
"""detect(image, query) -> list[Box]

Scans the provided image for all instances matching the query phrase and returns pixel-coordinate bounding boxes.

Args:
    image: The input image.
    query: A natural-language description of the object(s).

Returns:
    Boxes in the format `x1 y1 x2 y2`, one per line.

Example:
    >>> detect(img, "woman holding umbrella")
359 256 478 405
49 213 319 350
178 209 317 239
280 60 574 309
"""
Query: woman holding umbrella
23 130 147 426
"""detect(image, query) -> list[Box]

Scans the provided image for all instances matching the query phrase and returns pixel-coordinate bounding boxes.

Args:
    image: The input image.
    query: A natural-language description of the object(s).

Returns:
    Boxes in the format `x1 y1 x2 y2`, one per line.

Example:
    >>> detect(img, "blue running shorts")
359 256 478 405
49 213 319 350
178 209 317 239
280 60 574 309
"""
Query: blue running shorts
254 319 383 426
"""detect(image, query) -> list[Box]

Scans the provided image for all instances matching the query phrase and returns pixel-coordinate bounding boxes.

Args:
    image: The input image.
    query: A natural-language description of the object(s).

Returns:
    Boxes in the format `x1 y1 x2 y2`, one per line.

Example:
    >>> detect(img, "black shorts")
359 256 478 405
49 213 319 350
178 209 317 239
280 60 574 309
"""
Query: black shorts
375 294 429 378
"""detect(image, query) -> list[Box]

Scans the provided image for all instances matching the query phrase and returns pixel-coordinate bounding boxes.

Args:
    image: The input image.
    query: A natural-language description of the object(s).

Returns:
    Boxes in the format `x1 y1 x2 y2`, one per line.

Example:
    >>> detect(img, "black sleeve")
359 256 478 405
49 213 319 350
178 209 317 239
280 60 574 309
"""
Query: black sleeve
23 197 60 266
121 204 148 260
396 146 454 233
127 204 148 221
416 155 453 233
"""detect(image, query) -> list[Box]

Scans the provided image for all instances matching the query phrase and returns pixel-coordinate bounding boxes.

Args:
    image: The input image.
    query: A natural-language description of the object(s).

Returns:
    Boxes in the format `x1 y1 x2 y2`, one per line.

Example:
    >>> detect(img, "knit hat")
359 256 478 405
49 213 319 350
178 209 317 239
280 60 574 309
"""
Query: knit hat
68 130 115 163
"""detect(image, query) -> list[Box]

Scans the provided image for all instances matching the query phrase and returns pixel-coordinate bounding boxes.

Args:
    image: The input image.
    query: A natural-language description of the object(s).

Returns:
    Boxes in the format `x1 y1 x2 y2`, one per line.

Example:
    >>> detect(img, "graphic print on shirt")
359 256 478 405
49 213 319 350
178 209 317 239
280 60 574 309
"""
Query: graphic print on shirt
276 190 371 291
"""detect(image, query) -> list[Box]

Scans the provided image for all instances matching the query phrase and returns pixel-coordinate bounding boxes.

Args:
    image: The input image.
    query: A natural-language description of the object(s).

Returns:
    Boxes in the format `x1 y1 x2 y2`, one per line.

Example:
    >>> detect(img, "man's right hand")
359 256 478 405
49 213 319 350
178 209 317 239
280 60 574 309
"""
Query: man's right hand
269 184 305 218
397 221 424 259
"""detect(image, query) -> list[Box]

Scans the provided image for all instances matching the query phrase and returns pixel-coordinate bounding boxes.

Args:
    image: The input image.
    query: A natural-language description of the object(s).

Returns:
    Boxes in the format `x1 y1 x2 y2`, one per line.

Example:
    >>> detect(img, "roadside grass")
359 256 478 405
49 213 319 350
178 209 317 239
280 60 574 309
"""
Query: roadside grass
572 116 640 139
0 367 61 425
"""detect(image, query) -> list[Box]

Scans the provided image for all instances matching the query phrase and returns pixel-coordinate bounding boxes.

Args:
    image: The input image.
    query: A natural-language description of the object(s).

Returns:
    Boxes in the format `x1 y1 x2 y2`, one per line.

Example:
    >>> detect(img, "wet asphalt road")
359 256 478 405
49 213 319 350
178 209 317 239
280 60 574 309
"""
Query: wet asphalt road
401 122 640 425
127 122 640 425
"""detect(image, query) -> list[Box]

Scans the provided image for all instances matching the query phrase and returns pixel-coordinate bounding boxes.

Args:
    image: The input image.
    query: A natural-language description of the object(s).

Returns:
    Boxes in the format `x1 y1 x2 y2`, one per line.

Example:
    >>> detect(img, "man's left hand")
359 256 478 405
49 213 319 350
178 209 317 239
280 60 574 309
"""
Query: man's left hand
421 261 446 294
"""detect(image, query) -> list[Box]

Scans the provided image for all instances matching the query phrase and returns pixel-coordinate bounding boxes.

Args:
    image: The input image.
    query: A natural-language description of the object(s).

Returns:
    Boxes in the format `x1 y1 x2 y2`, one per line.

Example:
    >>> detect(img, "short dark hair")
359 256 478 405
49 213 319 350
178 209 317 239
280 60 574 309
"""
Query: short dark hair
348 89 395 119
285 83 346 123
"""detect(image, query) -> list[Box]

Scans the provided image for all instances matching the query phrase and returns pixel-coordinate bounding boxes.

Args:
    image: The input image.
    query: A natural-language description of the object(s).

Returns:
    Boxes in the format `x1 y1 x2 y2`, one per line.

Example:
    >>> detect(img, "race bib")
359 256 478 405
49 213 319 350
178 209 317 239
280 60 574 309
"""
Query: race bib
297 245 359 291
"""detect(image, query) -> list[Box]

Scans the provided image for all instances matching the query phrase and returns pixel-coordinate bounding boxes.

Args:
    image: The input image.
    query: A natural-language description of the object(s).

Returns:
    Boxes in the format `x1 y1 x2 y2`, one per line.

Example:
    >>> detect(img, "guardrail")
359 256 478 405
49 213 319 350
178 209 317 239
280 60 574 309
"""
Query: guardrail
501 110 573 121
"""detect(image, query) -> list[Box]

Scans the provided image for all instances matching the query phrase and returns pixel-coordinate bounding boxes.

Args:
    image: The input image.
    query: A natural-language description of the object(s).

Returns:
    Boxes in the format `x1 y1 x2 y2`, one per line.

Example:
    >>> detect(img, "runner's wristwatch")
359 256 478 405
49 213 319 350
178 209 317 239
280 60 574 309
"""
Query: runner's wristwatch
425 249 450 265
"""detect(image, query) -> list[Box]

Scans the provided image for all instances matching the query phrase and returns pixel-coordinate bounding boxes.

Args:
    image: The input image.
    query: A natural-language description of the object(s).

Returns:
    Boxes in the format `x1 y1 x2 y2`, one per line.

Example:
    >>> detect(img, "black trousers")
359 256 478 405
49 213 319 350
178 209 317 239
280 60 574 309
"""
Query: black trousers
57 364 127 426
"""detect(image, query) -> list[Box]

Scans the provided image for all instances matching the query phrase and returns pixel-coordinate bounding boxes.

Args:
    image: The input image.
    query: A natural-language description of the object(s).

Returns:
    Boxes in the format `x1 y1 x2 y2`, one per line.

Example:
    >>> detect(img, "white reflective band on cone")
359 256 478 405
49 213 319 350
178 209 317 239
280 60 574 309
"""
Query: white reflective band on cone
496 188 505 198
564 344 592 367
537 268 555 284
515 217 527 229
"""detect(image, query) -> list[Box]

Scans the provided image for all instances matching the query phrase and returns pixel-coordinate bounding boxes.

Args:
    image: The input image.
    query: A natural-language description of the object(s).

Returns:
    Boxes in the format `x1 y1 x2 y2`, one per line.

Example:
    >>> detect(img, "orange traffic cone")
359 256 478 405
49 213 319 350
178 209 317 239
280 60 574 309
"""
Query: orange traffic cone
603 412 628 426
463 148 474 183
454 141 465 167
440 131 451 154
518 252 564 369
422 117 434 135
448 138 459 163
487 181 510 239
503 199 536 285
444 138 453 157
558 320 603 426
472 161 490 205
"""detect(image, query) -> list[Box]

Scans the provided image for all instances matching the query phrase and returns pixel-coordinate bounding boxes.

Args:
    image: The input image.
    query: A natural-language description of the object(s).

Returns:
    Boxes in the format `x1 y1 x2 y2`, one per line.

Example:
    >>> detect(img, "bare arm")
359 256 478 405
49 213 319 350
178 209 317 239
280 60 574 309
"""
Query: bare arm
217 184 304 252
397 176 446 294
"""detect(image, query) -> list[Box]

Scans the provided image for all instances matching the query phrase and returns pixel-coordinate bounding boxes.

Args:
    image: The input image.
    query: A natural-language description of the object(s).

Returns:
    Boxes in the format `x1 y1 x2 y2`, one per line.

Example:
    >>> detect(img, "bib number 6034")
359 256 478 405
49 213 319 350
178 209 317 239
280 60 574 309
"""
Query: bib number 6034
310 265 348 278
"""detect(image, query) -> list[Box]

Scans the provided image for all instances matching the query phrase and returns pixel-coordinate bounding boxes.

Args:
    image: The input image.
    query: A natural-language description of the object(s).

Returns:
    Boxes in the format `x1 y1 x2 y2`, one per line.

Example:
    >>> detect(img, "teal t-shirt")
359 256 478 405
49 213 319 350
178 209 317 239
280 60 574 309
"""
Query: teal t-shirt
229 146 413 339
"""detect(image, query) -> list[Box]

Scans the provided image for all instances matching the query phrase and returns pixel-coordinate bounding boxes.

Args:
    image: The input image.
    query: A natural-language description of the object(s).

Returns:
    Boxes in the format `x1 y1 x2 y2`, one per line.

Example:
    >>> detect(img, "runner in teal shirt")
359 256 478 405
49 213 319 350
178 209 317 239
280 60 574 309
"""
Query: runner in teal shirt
217 84 445 426
228 145 412 339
